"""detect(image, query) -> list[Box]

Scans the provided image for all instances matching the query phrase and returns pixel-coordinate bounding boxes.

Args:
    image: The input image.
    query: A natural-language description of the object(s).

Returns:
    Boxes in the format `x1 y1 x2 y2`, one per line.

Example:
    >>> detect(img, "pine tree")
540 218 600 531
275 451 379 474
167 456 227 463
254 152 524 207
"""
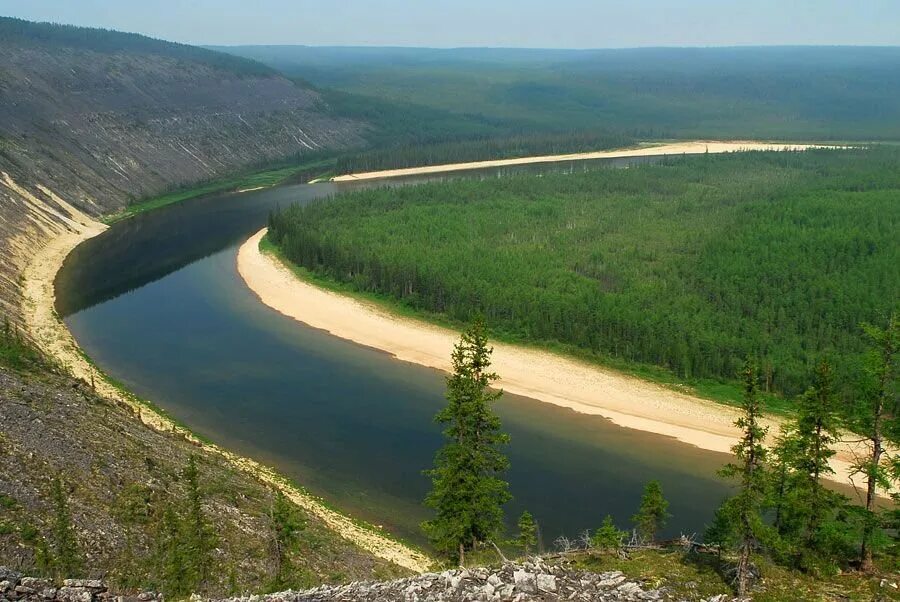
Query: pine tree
632 480 671 543
183 456 216 589
155 502 190 597
853 315 899 571
516 511 537 556
718 359 769 596
704 498 738 557
792 360 843 555
591 516 627 552
50 477 82 578
269 491 306 591
423 317 511 565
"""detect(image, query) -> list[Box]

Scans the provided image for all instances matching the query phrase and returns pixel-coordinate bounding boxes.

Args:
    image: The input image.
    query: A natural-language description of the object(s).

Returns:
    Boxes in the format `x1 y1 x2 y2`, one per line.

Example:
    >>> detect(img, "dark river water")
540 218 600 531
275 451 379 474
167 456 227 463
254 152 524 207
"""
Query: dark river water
55 156 730 546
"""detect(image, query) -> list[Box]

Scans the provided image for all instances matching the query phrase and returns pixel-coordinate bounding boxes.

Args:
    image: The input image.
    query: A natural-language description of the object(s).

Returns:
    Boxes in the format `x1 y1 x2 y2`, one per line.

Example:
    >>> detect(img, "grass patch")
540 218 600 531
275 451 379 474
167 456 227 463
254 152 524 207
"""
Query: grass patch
104 156 338 224
571 549 898 601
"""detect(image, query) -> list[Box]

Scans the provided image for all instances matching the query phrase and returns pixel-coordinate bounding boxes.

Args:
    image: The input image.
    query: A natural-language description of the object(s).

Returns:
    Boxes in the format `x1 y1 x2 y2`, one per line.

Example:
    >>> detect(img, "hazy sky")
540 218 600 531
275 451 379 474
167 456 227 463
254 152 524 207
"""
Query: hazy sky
2 0 899 48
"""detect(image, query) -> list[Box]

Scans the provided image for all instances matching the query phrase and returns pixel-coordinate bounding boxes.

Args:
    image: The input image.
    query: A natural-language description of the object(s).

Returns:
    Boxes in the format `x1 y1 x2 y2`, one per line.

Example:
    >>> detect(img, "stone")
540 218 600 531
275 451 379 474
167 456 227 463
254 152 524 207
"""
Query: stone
58 586 93 602
616 581 644 596
487 574 503 587
599 573 627 588
536 574 557 592
512 570 535 593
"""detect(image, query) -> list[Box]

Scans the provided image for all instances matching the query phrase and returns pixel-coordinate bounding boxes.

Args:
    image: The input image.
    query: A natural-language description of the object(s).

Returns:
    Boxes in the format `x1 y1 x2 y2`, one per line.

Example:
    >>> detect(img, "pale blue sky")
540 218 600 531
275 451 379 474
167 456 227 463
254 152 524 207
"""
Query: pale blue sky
2 0 899 48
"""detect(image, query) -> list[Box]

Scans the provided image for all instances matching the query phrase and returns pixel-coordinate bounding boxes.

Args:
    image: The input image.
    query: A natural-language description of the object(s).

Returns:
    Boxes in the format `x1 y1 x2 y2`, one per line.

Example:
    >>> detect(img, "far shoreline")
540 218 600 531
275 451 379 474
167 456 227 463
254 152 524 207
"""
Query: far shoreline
330 140 839 182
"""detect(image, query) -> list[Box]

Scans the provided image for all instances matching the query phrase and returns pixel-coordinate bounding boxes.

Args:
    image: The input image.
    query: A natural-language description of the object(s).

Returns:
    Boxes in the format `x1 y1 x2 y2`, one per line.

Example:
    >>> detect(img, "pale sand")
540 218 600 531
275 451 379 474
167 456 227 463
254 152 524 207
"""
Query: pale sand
20 198 431 572
331 141 837 182
239 228 874 496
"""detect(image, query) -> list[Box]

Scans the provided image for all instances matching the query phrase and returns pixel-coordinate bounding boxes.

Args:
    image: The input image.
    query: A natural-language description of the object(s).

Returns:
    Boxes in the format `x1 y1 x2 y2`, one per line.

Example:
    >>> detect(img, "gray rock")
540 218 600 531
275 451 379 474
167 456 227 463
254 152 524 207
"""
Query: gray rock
512 570 535 593
535 574 556 593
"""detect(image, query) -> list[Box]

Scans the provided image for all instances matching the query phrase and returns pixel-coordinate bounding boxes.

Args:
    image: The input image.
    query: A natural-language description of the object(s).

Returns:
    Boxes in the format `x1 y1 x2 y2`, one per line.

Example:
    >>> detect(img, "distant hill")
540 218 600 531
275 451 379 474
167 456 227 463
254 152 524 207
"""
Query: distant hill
0 17 364 324
215 45 900 140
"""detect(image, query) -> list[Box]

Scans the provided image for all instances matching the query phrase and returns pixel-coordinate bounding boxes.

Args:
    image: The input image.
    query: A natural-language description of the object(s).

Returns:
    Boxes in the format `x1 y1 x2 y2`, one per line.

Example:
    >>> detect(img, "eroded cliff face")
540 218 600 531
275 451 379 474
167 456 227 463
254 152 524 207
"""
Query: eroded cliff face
0 41 365 324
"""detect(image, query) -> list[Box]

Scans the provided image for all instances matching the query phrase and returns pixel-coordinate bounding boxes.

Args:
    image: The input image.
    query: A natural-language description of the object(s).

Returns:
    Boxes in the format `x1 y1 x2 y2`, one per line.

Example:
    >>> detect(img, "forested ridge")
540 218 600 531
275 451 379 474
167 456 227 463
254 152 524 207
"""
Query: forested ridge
221 45 900 140
269 148 900 398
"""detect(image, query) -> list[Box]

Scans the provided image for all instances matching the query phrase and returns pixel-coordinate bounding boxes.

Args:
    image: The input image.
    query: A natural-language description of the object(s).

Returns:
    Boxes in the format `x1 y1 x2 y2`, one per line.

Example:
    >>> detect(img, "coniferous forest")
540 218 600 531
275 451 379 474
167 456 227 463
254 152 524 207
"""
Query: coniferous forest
268 148 900 400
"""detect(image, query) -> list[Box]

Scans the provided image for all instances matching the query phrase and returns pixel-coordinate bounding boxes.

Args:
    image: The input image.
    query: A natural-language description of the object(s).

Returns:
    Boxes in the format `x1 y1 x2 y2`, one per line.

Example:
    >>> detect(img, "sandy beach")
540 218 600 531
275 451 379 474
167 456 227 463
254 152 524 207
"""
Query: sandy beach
331 141 835 182
239 228 872 495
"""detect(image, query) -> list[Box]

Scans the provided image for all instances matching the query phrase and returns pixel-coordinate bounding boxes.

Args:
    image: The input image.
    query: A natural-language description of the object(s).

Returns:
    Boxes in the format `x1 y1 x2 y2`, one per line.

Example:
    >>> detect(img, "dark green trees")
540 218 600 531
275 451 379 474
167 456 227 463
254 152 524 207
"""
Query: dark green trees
771 360 845 568
718 360 769 596
516 511 538 556
153 456 218 597
268 491 307 591
632 480 671 543
50 477 82 578
591 516 627 552
423 318 511 565
852 315 899 571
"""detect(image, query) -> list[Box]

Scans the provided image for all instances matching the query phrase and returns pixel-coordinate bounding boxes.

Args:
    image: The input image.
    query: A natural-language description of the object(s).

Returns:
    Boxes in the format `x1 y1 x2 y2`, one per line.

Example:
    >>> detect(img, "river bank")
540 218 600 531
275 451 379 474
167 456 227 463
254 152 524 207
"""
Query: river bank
20 212 432 573
330 140 836 182
239 228 872 494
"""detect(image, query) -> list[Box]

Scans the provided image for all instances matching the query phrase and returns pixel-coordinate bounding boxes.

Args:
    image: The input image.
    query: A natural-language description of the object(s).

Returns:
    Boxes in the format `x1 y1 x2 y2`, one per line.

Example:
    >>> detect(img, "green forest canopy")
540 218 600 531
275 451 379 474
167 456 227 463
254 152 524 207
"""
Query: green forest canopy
268 148 900 400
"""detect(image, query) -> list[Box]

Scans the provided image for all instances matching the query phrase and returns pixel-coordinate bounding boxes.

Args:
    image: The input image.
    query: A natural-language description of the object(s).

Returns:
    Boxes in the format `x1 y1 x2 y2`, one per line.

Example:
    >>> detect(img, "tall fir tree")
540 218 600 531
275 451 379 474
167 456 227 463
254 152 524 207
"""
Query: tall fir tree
183 456 216 589
516 510 537 556
632 480 671 543
423 317 511 565
718 359 769 596
793 360 843 555
268 491 306 591
50 477 82 578
853 314 898 571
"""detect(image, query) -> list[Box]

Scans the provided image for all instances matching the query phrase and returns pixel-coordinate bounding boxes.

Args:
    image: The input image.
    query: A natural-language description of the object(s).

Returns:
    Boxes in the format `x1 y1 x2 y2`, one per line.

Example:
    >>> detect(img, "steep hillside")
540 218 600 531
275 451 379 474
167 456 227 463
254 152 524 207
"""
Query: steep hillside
0 18 422 597
0 18 364 326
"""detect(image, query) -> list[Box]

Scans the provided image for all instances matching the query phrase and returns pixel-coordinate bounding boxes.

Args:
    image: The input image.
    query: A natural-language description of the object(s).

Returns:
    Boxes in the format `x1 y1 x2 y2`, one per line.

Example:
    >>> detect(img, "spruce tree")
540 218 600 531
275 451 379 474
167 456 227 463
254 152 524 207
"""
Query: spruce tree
50 477 82 578
853 315 898 571
718 359 768 596
516 510 537 556
183 456 216 589
269 491 306 591
155 502 189 597
423 317 511 565
632 480 671 543
792 360 843 556
591 516 627 552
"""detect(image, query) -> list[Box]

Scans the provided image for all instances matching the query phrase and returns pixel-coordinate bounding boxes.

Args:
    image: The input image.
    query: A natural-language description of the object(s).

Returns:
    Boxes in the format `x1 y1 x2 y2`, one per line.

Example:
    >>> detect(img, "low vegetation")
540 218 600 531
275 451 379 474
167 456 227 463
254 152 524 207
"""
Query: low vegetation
106 155 337 223
269 148 899 403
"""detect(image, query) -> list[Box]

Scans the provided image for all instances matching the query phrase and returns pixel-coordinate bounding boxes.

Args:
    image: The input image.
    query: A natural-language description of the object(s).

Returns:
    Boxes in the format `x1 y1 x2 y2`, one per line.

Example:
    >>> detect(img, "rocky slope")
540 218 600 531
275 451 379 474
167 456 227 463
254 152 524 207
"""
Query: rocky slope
0 17 364 326
0 363 407 592
1 559 731 602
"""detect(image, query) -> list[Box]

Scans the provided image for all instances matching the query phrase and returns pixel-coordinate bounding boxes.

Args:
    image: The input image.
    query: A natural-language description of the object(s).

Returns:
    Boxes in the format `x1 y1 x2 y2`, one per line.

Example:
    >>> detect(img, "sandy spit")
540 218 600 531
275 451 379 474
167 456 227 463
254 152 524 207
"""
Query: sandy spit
331 141 837 182
239 229 874 496
21 214 432 573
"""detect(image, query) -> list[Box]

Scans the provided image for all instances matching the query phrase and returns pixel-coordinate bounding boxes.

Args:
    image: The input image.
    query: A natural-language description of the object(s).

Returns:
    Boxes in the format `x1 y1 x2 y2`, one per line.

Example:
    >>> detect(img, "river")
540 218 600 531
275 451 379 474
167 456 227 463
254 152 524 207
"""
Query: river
55 156 730 546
